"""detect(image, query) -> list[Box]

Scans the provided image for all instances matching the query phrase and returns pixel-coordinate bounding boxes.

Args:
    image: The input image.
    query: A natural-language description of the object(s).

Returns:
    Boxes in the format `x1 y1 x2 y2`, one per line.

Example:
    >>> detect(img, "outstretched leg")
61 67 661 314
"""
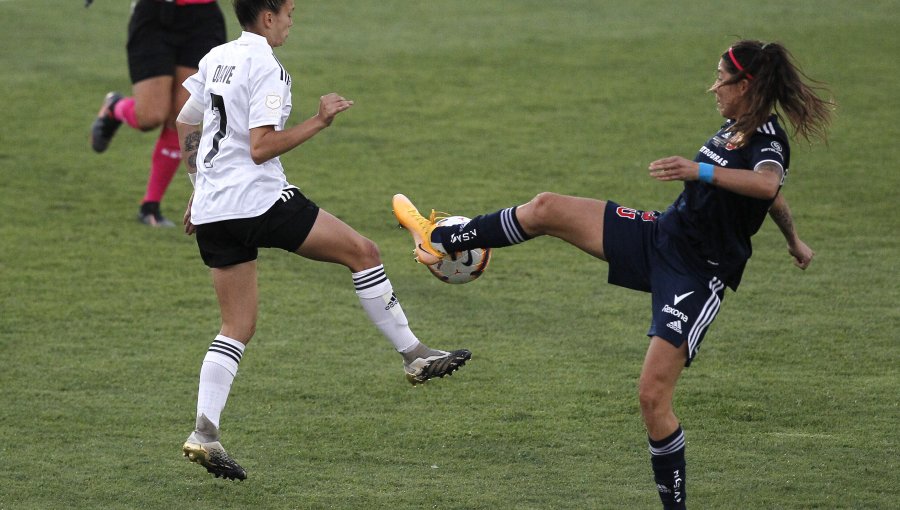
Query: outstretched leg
393 192 608 264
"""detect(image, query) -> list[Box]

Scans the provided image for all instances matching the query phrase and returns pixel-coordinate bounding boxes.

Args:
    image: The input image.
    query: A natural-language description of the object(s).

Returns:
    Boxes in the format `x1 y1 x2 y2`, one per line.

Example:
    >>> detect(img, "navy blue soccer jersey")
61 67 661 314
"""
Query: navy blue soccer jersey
657 114 791 290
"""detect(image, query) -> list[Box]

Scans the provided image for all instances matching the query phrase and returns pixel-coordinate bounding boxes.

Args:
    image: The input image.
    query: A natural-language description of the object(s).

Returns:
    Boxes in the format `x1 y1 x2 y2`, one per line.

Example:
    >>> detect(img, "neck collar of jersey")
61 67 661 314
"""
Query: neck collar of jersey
239 31 271 47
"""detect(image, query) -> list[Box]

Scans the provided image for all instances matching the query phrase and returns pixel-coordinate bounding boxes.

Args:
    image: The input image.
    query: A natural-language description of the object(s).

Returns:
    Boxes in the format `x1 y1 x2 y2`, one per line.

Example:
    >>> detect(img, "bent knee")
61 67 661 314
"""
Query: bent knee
524 192 563 229
530 192 561 212
518 191 562 235
351 237 382 272
134 109 167 131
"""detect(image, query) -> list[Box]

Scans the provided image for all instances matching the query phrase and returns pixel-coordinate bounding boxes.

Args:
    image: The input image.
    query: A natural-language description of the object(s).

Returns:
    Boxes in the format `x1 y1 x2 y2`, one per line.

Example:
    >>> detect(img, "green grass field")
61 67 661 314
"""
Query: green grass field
1 0 898 508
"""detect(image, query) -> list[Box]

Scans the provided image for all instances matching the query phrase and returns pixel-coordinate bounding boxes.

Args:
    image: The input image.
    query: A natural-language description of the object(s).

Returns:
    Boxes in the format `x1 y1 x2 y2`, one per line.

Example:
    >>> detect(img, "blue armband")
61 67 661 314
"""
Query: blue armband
698 163 715 183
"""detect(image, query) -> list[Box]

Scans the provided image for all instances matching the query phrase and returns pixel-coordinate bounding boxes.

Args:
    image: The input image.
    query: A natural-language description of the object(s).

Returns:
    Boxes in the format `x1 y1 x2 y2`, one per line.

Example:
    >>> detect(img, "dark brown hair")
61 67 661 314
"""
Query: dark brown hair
722 40 834 147
232 0 288 29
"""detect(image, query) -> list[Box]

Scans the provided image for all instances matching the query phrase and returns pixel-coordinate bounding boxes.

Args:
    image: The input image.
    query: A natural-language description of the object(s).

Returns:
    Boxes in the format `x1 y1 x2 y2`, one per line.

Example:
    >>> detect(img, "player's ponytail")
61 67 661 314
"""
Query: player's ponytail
722 40 834 147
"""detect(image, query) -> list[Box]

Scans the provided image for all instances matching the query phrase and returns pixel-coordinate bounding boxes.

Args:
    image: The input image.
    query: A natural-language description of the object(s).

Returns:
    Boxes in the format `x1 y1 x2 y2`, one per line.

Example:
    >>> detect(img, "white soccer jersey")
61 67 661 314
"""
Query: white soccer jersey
182 31 295 224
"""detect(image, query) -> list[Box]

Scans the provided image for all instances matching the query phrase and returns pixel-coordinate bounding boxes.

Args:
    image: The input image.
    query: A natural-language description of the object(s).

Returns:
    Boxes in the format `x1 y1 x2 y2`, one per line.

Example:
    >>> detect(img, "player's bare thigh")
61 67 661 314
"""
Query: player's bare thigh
516 192 607 260
131 75 174 130
132 66 196 131
294 209 381 272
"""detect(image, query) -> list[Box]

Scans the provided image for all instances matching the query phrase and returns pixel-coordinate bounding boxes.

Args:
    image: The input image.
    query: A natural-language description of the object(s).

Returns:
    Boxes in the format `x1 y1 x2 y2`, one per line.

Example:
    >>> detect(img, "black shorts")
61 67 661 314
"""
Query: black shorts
126 0 226 83
195 188 320 268
603 201 726 366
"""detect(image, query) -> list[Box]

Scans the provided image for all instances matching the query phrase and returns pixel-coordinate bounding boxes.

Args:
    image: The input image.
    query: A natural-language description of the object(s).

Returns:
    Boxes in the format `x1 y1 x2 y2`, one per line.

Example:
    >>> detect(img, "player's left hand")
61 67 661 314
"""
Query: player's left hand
316 93 354 127
649 156 696 181
788 238 815 270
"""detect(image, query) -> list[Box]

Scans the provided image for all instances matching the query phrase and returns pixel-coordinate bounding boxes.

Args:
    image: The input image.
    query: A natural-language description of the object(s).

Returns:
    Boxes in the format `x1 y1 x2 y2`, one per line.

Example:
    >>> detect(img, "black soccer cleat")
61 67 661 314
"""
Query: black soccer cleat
90 91 123 153
404 349 472 385
137 202 175 227
182 414 247 481
182 440 248 481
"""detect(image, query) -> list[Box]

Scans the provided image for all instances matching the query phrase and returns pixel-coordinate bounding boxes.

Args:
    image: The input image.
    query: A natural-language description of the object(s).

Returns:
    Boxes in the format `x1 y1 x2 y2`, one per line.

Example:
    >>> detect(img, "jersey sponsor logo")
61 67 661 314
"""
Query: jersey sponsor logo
265 94 282 109
673 291 694 306
698 145 729 166
760 141 785 163
666 320 683 334
662 304 688 322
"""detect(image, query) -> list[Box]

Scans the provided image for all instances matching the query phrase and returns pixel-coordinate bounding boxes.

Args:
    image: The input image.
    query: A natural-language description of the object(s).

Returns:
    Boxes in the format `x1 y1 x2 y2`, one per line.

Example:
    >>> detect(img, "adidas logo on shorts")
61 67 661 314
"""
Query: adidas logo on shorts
666 320 683 334
280 188 296 202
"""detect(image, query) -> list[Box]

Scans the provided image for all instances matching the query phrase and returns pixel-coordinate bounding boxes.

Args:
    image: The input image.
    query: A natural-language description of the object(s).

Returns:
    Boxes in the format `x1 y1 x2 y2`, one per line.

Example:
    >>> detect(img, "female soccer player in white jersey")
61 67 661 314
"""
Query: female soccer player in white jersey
394 40 833 509
175 0 471 480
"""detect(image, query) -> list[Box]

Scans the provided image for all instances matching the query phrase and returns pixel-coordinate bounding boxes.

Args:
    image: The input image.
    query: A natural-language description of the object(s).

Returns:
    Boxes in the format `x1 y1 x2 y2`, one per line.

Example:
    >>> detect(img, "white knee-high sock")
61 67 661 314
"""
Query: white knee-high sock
352 265 419 353
196 335 245 430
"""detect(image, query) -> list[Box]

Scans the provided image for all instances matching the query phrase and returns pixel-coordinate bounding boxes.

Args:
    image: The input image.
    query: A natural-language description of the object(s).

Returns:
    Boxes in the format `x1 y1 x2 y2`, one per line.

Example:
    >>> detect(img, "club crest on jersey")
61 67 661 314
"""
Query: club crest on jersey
265 95 282 109
724 135 738 151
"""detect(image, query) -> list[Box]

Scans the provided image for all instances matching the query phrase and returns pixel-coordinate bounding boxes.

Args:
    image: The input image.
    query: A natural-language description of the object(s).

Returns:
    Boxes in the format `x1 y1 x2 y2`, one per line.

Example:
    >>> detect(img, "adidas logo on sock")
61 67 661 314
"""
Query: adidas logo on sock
666 320 683 334
384 293 398 311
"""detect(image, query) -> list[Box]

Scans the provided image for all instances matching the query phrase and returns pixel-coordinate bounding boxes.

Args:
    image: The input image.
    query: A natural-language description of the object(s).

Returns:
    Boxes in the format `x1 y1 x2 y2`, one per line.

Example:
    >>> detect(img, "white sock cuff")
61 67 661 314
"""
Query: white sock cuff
352 265 392 298
205 335 246 376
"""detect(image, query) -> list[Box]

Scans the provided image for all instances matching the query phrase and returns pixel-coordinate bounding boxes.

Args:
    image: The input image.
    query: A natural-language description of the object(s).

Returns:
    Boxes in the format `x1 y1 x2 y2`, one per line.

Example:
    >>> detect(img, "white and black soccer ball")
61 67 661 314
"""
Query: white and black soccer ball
426 216 491 284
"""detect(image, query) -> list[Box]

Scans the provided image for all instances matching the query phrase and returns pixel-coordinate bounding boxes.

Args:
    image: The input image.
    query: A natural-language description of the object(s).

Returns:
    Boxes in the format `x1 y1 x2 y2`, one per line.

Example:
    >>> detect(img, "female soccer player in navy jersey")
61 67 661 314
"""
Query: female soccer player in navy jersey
175 0 471 480
89 0 226 227
394 40 833 509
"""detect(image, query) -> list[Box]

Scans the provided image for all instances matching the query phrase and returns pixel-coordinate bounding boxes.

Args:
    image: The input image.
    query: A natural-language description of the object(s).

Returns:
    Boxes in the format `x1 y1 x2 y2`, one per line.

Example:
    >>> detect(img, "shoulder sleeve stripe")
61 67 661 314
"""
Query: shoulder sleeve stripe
757 121 775 135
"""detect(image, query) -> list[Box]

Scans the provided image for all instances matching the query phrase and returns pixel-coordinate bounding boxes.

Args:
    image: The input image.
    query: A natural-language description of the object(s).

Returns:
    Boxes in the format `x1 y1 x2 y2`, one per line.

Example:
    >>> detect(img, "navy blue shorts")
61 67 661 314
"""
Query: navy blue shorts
603 201 725 366
127 0 226 83
195 188 319 269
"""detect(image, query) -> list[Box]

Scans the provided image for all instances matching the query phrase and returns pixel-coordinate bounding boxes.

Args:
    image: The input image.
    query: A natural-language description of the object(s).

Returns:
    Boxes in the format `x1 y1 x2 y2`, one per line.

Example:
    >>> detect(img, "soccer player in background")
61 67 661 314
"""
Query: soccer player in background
175 0 471 480
394 40 833 509
89 0 226 227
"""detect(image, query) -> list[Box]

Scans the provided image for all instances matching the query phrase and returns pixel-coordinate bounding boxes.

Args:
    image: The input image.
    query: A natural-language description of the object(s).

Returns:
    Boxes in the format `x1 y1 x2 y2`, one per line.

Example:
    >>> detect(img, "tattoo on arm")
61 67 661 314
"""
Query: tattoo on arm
184 131 201 172
769 194 796 241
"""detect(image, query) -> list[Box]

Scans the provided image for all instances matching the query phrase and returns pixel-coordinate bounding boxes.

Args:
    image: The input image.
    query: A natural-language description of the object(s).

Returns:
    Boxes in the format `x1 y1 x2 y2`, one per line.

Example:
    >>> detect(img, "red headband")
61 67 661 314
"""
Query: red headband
728 47 753 80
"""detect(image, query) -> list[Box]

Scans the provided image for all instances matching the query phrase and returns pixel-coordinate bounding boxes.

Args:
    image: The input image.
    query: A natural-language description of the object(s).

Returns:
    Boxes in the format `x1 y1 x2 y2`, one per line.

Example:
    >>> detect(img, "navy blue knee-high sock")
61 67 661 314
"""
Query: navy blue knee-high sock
649 426 687 509
433 206 531 253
